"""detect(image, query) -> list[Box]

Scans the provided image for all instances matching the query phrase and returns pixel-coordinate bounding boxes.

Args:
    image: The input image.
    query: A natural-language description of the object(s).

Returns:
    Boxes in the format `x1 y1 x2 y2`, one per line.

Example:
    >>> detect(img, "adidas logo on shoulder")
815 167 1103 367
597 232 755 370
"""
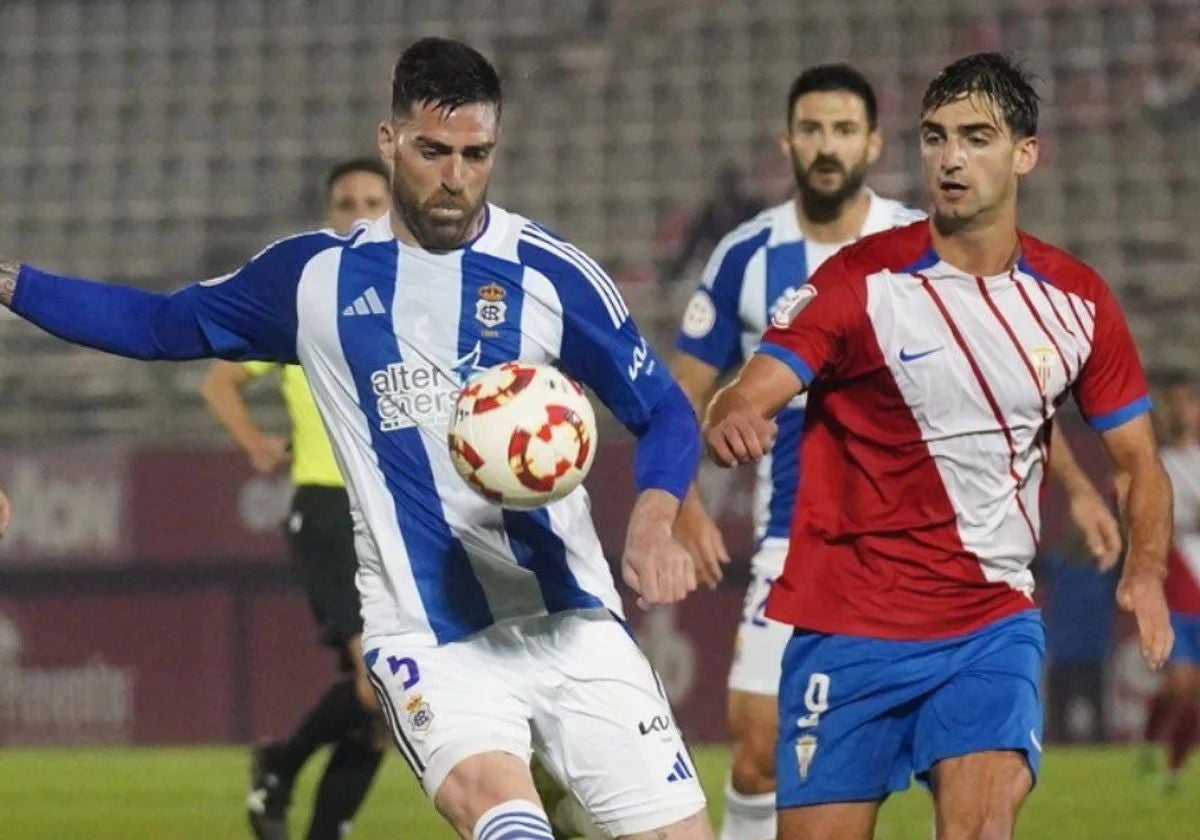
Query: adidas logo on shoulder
342 287 386 317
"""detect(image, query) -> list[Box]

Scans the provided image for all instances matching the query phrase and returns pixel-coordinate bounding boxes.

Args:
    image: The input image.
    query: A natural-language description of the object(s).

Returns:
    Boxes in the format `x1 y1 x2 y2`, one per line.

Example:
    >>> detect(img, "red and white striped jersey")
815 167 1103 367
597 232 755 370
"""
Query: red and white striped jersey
759 221 1150 640
1162 444 1200 615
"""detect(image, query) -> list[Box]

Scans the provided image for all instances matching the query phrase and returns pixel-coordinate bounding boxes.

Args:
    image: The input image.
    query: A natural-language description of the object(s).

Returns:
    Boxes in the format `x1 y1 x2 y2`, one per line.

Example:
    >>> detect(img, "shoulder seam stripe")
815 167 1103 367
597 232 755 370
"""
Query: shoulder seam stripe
520 227 626 327
704 218 772 266
523 225 627 321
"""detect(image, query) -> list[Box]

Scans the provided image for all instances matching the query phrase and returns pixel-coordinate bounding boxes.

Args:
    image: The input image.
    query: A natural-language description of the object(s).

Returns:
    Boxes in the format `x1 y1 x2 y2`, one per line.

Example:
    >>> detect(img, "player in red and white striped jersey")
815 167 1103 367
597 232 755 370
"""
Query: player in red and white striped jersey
1141 382 1200 787
706 53 1172 840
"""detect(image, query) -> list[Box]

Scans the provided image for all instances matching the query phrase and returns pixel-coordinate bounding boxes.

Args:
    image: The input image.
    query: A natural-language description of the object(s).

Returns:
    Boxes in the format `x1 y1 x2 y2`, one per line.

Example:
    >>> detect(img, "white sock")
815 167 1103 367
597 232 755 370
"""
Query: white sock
472 799 555 840
720 776 776 840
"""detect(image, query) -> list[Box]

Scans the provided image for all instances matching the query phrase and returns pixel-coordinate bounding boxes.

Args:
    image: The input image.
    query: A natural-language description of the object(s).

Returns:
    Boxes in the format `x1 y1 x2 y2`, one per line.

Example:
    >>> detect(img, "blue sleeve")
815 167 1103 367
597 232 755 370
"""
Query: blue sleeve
10 230 353 362
519 228 700 500
673 227 768 371
11 264 213 360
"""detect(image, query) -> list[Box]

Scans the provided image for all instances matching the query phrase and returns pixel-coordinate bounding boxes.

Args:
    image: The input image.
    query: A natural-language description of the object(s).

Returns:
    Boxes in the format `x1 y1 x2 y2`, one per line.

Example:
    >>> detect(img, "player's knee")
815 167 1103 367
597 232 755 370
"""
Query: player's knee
938 804 1018 840
436 753 543 836
976 814 1017 840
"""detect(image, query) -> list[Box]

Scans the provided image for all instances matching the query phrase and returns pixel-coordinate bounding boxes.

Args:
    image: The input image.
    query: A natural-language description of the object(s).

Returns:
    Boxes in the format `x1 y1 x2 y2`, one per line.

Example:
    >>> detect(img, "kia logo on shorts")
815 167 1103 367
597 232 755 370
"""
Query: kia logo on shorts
637 715 671 736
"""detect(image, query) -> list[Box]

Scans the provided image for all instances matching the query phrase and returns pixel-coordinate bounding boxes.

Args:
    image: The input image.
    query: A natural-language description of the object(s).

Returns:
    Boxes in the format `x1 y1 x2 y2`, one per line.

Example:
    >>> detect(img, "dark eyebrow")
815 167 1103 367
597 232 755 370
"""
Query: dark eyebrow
959 122 999 135
920 120 945 135
414 136 453 153
414 136 495 156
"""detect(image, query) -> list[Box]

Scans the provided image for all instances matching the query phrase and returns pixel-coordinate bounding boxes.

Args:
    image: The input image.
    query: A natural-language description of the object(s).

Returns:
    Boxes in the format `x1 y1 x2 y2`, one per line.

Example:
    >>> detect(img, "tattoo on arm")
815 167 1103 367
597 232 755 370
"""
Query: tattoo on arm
0 259 20 307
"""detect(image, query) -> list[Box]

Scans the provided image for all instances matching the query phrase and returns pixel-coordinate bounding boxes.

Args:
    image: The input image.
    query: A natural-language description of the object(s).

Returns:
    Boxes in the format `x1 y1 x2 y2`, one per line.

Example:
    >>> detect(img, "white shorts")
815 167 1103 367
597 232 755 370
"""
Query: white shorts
365 609 706 837
727 540 793 696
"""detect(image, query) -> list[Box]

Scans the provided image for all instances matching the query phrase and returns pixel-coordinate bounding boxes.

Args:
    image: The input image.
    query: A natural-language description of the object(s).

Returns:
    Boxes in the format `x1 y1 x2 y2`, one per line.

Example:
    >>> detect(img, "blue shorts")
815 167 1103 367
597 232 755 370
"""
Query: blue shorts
776 610 1045 808
1169 613 1200 665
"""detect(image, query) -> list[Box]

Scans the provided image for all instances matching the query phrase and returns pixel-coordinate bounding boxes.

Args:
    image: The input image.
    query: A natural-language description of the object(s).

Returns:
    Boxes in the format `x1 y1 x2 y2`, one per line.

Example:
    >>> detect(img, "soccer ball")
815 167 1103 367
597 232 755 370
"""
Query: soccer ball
448 362 597 509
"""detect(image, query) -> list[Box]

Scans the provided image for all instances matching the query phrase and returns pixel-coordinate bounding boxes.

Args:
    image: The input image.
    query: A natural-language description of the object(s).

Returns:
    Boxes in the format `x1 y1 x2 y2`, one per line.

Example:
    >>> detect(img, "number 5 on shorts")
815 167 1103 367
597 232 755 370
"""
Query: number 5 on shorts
797 672 830 728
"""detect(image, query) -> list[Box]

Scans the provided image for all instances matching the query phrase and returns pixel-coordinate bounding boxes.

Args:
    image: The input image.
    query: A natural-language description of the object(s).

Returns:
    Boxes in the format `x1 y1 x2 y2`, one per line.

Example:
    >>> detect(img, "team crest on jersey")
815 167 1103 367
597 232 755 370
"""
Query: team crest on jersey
475 282 507 332
770 284 818 329
681 291 717 339
406 693 434 733
1030 345 1058 394
795 734 818 780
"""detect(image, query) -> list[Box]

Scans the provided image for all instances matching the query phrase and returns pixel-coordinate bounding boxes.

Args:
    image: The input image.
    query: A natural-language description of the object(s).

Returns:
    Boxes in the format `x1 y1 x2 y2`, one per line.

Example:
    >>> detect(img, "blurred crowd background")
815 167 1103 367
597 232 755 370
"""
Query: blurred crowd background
0 0 1197 747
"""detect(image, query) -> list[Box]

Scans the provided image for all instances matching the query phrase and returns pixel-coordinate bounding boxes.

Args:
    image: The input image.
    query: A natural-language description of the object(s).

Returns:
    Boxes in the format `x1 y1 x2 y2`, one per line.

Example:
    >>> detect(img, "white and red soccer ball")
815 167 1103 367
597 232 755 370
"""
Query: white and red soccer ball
448 362 597 509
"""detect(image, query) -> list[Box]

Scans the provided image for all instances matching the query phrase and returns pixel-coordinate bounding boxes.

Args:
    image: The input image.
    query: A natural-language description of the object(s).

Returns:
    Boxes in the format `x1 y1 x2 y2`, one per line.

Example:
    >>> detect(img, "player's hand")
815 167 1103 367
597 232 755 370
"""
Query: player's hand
0 490 10 541
673 492 730 588
1116 571 1173 670
1068 487 1122 571
245 434 291 474
623 490 699 609
705 412 777 467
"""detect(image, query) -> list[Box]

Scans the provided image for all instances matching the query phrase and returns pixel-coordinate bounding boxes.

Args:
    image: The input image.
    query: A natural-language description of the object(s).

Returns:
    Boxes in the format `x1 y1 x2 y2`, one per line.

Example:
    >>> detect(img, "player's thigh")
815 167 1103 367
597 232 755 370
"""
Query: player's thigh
728 689 778 786
364 630 532 805
530 614 707 839
912 613 1045 789
776 801 879 840
776 630 925 810
929 751 1031 840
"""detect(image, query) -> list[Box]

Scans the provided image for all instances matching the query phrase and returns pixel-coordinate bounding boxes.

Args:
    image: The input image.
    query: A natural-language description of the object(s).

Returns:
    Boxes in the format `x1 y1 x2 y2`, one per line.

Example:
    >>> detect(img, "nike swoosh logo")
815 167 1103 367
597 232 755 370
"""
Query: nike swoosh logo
898 346 943 363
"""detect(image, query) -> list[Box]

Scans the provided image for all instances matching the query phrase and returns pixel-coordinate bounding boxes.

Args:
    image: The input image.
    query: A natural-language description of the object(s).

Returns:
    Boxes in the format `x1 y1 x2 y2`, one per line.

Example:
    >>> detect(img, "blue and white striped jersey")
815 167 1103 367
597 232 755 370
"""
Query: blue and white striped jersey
188 207 691 644
675 192 924 541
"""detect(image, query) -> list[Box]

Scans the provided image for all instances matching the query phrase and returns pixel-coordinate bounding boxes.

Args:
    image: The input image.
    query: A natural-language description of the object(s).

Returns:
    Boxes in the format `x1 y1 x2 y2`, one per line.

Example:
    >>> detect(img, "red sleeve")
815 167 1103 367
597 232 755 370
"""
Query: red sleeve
756 250 867 386
1073 280 1151 431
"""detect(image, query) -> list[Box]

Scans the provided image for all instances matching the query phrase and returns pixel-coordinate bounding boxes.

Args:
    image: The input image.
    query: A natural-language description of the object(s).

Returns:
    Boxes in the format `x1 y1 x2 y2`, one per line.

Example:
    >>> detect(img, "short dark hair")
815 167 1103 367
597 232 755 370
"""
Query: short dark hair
391 37 502 119
787 64 878 129
922 53 1039 138
326 158 388 194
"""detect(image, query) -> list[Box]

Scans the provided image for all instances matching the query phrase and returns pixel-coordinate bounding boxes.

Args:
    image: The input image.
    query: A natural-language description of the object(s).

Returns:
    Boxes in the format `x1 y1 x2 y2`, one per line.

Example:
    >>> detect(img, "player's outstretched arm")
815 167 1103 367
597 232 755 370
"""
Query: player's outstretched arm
704 354 802 468
1049 423 1122 570
1103 414 1173 669
0 259 217 360
670 353 731 588
1 230 332 363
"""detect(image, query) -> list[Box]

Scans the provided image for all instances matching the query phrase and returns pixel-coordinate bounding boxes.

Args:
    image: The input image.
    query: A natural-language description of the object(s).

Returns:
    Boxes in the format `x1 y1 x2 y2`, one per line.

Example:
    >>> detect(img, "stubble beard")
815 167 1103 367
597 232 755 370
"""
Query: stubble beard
794 156 869 225
394 182 487 251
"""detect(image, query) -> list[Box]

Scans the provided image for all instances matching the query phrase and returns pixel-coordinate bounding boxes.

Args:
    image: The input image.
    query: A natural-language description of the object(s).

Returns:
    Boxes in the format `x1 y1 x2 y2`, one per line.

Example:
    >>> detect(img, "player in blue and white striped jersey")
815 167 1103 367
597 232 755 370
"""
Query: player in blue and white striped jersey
670 65 921 840
2 38 711 840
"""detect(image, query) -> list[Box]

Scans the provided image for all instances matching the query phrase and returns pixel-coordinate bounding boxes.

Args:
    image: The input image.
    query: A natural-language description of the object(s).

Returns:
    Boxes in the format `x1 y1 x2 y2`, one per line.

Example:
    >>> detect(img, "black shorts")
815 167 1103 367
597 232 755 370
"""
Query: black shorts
285 485 362 650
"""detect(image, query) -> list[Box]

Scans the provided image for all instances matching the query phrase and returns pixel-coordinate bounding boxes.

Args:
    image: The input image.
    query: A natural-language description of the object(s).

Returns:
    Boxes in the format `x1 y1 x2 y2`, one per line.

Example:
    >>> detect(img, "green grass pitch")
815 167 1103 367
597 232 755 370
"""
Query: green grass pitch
1 745 1197 838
